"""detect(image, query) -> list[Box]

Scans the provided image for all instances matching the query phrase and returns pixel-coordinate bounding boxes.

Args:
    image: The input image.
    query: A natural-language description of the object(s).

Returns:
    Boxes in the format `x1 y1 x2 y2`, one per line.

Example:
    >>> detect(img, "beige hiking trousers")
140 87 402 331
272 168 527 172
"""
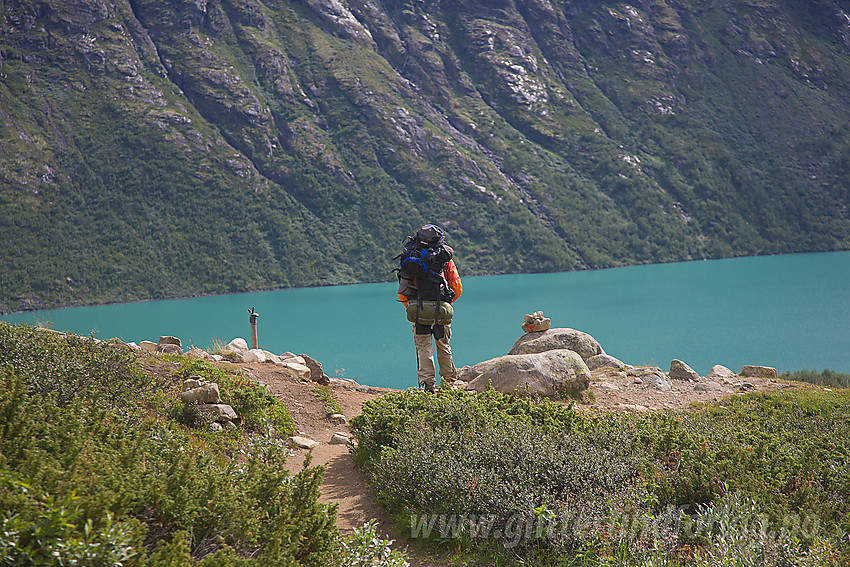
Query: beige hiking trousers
413 323 457 389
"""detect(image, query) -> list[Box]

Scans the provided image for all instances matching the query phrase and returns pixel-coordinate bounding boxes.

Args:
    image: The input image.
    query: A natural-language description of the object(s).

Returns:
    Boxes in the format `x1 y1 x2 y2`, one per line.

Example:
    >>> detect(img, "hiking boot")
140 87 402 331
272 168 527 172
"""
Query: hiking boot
420 381 436 394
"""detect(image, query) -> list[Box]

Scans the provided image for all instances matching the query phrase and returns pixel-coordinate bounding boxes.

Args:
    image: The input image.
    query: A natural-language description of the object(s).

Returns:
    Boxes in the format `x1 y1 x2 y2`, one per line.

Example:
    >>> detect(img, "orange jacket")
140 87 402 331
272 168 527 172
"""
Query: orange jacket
399 259 462 306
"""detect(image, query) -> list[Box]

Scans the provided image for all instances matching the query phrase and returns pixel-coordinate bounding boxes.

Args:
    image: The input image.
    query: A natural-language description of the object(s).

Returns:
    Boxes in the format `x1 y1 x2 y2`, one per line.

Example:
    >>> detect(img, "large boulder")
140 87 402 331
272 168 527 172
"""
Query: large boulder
508 328 603 361
462 349 591 397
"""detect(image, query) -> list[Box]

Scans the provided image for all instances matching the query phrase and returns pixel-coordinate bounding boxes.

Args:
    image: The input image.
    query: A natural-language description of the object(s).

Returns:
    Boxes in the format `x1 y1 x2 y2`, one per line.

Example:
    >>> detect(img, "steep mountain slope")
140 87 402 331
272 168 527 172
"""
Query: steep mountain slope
1 0 849 313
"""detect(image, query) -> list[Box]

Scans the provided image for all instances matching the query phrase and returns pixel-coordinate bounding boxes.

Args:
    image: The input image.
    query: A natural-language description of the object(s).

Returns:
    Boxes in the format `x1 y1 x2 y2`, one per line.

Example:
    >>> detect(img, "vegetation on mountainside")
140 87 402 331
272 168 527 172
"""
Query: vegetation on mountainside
350 387 850 565
0 321 403 566
1 0 849 313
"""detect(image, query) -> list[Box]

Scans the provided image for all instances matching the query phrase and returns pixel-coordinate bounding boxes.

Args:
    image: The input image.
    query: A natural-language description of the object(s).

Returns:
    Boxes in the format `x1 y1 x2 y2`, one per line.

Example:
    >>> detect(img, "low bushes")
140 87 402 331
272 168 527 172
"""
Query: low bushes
0 322 338 565
350 386 850 565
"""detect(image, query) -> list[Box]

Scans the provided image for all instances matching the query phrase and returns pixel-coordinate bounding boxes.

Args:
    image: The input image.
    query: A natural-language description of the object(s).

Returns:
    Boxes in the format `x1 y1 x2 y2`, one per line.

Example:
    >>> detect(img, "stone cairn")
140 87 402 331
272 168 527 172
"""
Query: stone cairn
178 375 238 431
522 310 551 333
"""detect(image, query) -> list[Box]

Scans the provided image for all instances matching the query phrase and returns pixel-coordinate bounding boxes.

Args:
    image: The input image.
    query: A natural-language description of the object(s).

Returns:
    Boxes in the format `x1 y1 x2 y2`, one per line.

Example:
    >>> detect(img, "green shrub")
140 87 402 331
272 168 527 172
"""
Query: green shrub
0 473 142 567
689 493 845 567
0 322 165 411
312 385 342 415
333 519 410 567
350 387 850 564
0 324 338 565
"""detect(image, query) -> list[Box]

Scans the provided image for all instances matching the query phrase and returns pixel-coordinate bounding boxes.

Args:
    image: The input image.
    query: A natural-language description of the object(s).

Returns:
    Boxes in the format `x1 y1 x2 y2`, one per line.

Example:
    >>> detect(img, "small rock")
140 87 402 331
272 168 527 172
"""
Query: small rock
707 364 737 383
243 349 267 363
126 342 141 351
587 353 628 371
283 362 312 381
629 367 672 391
182 377 206 390
189 403 237 422
210 354 223 362
669 359 700 381
735 381 756 391
741 365 778 379
179 384 221 406
262 351 281 364
694 381 727 392
329 413 348 425
226 338 249 354
289 436 319 449
618 403 649 413
210 422 223 432
139 340 157 353
330 433 350 445
158 344 183 355
184 347 211 360
301 354 330 385
330 377 359 390
158 336 182 348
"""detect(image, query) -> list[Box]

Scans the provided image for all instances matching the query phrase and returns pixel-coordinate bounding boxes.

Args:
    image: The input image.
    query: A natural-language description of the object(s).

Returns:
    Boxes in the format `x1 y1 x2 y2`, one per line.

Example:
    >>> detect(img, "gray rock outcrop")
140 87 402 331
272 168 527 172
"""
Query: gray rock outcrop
509 328 603 361
462 349 591 397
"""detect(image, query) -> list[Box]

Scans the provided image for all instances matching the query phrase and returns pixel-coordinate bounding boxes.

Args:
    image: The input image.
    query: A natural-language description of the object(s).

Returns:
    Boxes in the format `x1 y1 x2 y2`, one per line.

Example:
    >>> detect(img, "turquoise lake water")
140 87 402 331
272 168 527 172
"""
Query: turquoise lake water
3 251 849 389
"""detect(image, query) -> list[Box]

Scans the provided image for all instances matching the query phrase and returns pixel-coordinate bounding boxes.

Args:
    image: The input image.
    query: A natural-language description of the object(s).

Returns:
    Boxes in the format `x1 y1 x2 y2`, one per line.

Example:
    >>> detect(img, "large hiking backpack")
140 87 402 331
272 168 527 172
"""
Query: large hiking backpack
394 225 454 302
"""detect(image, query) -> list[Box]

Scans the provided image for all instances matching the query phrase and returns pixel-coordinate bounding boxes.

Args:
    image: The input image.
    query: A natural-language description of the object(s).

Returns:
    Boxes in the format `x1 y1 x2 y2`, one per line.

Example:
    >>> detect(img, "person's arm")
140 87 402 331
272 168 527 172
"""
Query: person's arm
444 260 462 302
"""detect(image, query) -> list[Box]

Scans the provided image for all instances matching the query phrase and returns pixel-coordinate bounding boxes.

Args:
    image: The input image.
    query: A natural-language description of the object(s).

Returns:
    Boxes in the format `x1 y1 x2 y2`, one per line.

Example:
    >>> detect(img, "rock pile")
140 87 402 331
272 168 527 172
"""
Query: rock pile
521 310 551 333
178 375 239 431
455 313 781 401
127 335 331 385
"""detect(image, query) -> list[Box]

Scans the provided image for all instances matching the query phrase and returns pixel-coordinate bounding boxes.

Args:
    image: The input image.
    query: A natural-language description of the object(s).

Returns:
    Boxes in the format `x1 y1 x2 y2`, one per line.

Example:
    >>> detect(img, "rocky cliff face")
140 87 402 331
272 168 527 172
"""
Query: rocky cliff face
1 0 849 312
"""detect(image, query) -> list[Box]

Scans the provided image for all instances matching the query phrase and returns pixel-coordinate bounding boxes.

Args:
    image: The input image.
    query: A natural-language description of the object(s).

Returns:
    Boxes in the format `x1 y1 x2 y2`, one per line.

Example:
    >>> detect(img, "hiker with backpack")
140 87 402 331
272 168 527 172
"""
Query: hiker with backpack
395 224 463 393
